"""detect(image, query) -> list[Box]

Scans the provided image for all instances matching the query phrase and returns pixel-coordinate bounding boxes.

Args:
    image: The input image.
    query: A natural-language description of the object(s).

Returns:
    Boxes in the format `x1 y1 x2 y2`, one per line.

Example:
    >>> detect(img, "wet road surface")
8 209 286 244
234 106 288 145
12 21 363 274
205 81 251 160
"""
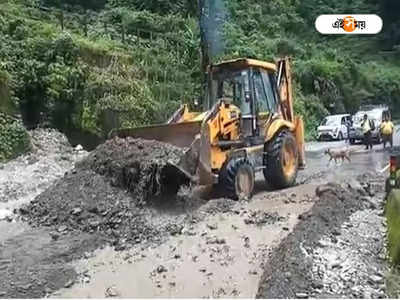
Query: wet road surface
56 150 392 298
0 129 397 298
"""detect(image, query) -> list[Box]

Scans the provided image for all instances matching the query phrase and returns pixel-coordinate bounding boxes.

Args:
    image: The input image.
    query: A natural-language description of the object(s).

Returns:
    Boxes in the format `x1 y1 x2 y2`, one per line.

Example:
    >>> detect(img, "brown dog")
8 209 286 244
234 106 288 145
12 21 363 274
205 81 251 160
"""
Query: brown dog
325 148 351 165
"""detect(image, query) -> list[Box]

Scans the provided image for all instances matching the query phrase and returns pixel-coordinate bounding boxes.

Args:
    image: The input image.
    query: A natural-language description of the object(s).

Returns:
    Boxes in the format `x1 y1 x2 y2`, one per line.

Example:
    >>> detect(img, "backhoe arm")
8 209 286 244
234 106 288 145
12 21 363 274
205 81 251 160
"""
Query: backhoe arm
277 57 306 169
277 57 294 123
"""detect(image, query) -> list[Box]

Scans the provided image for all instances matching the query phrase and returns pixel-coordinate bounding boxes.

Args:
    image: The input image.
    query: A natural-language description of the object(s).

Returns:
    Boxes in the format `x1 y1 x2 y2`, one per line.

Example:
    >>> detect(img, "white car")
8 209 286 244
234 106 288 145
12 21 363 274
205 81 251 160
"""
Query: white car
317 114 351 141
349 106 390 144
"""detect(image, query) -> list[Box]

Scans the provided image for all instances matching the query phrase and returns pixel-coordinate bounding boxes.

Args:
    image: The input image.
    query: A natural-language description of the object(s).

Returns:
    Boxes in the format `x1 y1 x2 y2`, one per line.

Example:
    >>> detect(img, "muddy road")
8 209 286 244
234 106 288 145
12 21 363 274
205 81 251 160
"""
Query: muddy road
0 130 396 298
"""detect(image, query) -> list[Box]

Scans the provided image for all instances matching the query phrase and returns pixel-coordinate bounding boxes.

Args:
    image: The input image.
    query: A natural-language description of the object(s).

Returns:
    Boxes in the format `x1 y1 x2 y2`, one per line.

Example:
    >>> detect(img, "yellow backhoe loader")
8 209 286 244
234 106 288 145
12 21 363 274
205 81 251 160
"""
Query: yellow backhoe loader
110 57 306 199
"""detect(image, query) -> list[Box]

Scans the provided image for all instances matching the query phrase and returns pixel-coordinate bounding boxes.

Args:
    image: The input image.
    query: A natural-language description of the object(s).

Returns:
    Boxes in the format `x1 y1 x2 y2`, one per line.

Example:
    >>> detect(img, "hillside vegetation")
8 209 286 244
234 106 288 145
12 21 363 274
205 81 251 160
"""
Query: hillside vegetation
1 0 400 158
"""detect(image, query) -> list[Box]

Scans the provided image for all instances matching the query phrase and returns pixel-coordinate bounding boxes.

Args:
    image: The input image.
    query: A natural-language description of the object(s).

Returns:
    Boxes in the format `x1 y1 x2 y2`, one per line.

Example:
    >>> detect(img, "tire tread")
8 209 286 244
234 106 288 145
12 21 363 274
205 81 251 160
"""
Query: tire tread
263 130 298 189
219 157 254 200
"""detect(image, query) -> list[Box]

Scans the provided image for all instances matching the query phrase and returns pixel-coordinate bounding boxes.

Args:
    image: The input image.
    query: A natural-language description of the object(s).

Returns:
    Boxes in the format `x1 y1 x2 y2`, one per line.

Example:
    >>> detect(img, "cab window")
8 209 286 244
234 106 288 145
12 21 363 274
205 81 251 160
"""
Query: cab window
253 71 269 112
252 70 278 114
261 71 278 113
215 71 251 115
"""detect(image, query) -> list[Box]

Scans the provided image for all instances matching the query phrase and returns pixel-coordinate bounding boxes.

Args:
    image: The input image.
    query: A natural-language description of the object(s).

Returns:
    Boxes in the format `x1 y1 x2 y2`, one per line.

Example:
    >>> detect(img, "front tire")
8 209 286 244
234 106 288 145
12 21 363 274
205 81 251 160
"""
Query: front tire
350 138 355 145
264 130 299 189
219 157 255 200
338 132 343 141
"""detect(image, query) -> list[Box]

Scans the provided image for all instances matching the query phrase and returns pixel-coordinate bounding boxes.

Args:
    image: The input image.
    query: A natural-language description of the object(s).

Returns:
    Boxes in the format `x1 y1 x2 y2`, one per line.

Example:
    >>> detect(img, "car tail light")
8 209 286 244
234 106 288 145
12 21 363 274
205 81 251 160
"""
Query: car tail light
390 155 398 174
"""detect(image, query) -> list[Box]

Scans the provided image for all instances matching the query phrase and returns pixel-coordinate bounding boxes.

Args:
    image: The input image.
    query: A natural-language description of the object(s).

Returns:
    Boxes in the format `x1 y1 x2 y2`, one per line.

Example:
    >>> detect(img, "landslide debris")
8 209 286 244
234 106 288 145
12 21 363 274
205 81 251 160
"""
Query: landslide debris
17 137 192 248
256 173 387 298
78 137 190 204
0 128 86 206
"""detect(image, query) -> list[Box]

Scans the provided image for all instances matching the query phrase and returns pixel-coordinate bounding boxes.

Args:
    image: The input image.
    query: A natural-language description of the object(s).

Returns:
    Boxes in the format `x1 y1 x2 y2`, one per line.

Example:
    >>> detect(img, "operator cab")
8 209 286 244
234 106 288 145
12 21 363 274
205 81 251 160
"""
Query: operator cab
206 58 282 145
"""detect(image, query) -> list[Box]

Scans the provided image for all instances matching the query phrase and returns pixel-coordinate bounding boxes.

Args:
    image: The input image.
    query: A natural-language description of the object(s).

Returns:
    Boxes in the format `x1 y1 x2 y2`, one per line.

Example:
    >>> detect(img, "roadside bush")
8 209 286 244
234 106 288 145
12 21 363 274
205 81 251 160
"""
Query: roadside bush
0 112 31 161
386 190 400 265
0 70 14 114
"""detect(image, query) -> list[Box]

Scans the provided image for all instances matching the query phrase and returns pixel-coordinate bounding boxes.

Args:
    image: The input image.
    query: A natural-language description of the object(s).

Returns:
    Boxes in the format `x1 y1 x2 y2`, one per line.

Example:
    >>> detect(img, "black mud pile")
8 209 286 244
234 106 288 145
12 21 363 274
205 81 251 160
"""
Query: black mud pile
256 174 384 298
78 137 190 204
17 137 191 249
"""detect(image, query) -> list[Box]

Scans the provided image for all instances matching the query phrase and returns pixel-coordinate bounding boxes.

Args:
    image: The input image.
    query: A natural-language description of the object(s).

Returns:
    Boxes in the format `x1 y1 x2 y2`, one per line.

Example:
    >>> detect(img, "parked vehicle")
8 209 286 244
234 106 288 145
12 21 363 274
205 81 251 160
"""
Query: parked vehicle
349 105 390 144
317 114 351 141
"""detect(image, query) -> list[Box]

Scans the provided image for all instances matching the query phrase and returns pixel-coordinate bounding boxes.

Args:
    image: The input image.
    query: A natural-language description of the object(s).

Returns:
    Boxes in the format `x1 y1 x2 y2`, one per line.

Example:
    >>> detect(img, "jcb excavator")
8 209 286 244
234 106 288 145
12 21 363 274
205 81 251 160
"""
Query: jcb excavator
110 57 306 199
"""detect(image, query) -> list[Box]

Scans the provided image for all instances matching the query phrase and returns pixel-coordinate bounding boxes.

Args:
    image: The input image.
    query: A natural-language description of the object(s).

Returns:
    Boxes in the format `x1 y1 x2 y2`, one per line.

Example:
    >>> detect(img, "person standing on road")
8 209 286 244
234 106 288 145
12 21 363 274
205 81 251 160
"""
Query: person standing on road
380 114 394 149
362 114 374 150
345 118 352 143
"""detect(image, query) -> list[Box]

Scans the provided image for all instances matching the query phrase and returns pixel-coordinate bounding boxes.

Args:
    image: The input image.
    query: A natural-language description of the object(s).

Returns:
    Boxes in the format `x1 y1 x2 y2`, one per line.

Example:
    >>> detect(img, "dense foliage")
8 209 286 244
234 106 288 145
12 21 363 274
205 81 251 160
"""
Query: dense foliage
1 0 400 146
0 0 200 139
221 0 400 136
0 112 31 161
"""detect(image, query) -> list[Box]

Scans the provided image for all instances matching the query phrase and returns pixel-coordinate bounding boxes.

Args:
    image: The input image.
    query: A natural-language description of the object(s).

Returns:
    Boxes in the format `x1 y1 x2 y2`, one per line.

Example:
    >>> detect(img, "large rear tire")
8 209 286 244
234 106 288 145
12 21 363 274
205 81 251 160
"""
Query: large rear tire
264 130 298 189
219 157 255 200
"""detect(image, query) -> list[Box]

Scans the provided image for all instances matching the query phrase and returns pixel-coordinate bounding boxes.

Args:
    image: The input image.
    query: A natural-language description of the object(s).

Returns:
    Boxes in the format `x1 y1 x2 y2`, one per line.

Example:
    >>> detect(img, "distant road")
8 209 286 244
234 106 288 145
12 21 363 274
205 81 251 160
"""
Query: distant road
306 125 400 154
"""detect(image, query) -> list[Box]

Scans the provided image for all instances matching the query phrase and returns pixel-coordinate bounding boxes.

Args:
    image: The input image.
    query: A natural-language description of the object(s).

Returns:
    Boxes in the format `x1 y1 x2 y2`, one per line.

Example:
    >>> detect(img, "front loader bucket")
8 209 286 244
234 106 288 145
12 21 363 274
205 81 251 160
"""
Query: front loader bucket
109 121 202 148
109 121 203 183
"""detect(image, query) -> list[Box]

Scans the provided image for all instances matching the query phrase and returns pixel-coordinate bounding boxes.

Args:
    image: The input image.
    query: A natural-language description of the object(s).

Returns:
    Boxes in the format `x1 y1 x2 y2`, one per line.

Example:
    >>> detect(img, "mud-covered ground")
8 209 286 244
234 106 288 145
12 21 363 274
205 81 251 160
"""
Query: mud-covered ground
257 174 388 298
0 129 395 298
0 129 93 298
0 134 231 298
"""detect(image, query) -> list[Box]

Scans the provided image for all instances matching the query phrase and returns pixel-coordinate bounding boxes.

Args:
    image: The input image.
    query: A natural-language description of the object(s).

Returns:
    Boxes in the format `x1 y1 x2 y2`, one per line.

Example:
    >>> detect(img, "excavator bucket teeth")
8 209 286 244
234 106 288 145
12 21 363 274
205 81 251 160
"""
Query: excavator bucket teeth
164 161 196 184
159 162 194 193
174 135 201 181
163 138 201 185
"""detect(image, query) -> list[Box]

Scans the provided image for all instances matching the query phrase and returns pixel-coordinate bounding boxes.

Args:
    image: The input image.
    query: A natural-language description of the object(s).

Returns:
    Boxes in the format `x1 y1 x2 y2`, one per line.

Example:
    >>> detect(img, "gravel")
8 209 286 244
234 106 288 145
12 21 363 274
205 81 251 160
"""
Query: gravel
256 174 388 298
17 137 195 249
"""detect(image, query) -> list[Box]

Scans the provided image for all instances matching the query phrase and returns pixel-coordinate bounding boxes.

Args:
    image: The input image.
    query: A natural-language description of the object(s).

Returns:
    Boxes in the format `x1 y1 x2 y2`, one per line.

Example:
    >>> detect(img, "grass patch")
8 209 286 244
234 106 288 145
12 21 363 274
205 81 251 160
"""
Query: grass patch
387 266 400 298
384 189 400 298
386 189 400 265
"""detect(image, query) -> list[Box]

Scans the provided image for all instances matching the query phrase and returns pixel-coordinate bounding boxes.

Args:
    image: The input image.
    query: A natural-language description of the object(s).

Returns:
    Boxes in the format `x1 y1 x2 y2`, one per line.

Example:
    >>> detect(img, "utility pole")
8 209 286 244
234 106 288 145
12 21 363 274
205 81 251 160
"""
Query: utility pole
59 10 64 30
198 0 210 104
83 11 88 37
121 23 125 44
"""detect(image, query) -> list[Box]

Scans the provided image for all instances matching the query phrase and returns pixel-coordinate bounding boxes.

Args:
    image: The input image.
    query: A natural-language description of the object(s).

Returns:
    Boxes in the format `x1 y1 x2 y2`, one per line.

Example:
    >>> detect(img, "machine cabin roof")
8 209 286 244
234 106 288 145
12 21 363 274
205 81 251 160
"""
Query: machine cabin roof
209 58 277 74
